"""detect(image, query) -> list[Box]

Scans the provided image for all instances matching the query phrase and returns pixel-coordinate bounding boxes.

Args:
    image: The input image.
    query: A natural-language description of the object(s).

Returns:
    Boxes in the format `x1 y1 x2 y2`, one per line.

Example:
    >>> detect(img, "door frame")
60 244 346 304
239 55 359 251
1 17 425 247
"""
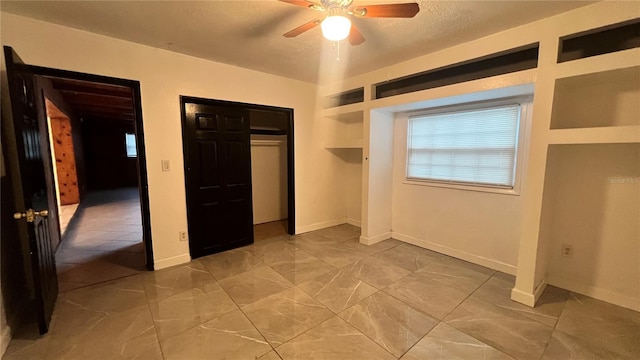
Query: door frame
180 96 296 236
28 65 155 270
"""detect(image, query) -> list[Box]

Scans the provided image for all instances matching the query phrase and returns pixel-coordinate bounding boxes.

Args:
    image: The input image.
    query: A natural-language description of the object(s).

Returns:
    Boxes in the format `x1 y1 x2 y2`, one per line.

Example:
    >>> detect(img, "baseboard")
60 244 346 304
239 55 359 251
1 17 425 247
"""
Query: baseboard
346 218 361 227
533 278 548 302
510 287 537 307
360 232 392 245
391 231 517 275
547 275 640 312
295 218 346 234
510 277 547 307
154 253 191 270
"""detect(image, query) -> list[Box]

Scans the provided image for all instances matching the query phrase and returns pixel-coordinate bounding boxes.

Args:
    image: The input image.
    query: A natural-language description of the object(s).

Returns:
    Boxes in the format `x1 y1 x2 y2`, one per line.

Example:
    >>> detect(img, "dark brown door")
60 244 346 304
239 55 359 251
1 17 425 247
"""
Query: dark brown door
3 46 58 334
181 97 254 258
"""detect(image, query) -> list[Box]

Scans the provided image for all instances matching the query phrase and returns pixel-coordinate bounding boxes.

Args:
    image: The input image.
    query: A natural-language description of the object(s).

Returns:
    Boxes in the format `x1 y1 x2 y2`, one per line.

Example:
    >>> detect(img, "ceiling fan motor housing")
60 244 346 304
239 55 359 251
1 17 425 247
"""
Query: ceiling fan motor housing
321 0 353 9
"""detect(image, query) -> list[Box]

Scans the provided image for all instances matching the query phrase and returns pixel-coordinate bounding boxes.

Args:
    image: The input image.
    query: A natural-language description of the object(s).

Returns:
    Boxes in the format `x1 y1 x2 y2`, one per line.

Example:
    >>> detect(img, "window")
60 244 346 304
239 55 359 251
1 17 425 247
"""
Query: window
125 133 137 157
407 103 522 189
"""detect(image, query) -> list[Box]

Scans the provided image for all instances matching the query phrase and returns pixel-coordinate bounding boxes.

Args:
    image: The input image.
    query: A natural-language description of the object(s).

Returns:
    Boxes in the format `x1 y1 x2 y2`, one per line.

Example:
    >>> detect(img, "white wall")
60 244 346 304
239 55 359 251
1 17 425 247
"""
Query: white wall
250 136 287 224
391 115 521 273
542 144 639 311
0 12 345 269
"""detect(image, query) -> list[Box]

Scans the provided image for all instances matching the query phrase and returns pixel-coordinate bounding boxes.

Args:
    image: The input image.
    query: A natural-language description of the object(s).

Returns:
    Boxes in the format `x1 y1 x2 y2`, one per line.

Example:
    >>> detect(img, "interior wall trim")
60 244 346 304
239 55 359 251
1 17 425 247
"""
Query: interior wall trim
391 231 518 275
547 274 640 312
359 232 392 245
295 218 346 234
346 218 361 227
154 253 192 270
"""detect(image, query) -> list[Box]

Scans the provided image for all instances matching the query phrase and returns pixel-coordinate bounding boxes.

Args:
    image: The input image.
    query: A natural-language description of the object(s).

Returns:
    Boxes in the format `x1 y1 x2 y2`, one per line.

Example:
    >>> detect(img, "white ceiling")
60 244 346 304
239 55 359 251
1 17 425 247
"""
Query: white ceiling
1 0 595 84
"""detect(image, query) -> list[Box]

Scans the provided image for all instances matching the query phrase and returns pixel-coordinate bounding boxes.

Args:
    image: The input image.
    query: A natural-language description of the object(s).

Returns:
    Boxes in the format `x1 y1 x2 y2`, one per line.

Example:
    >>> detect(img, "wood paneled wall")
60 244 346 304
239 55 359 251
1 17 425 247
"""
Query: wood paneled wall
48 109 80 205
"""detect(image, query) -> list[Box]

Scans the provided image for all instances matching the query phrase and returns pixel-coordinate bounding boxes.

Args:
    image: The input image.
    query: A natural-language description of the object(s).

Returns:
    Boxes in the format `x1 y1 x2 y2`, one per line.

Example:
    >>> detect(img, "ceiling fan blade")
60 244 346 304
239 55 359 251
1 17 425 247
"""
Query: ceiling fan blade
283 19 321 38
351 3 420 18
348 25 365 46
278 0 325 11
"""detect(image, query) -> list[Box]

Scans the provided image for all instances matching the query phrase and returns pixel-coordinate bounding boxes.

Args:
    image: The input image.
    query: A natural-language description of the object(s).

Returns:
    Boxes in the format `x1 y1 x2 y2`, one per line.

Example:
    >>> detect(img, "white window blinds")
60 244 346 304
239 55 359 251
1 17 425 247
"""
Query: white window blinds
407 104 521 188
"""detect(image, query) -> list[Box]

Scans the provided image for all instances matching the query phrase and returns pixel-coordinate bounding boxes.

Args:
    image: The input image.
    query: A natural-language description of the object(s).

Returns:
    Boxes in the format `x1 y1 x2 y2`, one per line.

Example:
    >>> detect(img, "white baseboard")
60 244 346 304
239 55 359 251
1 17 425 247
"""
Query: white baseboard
511 287 537 307
154 253 191 270
391 232 517 275
295 218 346 234
510 278 547 307
346 218 361 227
547 274 640 312
534 278 548 303
360 232 392 245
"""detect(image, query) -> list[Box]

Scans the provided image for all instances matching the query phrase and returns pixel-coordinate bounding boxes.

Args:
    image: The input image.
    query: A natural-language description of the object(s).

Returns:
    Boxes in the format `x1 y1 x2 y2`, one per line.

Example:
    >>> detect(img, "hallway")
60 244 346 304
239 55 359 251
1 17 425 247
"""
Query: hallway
55 187 145 292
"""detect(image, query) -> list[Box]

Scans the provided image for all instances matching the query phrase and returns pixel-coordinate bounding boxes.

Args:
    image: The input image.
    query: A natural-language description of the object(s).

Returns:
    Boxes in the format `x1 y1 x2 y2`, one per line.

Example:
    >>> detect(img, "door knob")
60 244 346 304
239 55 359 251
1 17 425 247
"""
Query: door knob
14 209 49 223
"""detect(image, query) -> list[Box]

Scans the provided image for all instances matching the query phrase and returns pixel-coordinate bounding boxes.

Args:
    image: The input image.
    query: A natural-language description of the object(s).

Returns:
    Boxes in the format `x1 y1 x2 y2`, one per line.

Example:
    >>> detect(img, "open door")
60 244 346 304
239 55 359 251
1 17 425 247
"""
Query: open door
3 46 58 334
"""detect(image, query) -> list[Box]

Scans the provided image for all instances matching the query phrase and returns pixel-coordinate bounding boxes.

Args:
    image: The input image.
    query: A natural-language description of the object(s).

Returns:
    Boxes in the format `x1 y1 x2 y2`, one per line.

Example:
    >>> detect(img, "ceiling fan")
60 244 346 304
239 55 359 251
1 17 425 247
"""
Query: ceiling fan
280 0 420 45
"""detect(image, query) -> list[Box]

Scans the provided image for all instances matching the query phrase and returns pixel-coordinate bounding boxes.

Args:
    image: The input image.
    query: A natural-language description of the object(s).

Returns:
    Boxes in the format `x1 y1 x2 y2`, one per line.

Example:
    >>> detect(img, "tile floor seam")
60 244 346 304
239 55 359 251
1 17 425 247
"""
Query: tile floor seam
216 264 279 358
139 270 167 360
143 295 167 360
442 273 553 360
436 271 523 360
537 290 571 360
144 268 241 345
334 291 425 359
395 319 443 359
272 313 393 359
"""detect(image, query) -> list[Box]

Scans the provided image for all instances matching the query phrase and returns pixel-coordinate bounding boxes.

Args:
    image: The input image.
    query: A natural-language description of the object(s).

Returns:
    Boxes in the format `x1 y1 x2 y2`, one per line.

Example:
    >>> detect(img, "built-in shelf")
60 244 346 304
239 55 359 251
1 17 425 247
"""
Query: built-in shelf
322 103 364 120
324 139 363 149
370 69 537 112
374 43 539 99
558 18 640 63
551 66 639 129
324 88 364 108
553 48 640 79
547 126 640 145
323 109 363 123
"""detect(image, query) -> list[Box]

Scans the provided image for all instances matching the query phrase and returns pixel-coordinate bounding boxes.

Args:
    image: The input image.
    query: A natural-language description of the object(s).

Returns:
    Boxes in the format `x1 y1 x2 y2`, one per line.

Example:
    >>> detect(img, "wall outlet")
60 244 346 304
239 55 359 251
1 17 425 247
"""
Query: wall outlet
561 244 573 258
179 231 188 242
161 160 171 171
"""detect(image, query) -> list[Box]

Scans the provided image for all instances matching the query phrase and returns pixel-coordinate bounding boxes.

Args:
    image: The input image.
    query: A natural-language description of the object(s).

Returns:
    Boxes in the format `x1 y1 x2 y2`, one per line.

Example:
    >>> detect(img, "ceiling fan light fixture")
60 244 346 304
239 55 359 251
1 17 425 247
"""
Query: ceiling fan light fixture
321 15 351 41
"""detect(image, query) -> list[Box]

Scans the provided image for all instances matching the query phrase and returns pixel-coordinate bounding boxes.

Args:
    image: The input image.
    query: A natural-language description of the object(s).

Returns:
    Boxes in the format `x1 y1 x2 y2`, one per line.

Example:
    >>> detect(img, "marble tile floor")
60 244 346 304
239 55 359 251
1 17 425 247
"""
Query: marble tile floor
6 223 640 360
54 188 146 292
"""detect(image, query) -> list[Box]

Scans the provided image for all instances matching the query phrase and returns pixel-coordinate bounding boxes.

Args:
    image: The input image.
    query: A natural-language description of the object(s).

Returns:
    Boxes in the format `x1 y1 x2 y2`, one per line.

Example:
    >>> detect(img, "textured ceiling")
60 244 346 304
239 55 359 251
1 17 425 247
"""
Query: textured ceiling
1 0 595 83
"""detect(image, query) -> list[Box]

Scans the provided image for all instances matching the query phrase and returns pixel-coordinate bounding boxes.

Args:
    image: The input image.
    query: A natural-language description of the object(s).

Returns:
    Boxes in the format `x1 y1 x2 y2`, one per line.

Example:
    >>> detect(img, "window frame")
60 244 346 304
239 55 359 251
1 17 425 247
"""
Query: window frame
125 132 137 158
403 96 532 195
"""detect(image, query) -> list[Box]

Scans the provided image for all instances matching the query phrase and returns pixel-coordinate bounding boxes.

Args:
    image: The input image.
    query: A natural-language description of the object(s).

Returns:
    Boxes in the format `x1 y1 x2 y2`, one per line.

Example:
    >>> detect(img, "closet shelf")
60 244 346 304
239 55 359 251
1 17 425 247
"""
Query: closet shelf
547 125 640 145
553 48 640 79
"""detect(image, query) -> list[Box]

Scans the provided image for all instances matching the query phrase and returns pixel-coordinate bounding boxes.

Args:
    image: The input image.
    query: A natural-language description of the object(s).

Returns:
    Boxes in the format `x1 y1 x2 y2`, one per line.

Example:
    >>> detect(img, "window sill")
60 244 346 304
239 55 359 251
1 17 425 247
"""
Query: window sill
403 179 520 196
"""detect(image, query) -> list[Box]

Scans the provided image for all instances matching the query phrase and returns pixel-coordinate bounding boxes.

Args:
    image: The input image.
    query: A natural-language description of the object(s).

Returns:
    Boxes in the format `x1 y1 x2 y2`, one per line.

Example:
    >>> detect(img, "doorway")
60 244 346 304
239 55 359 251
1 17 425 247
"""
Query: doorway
34 72 153 290
180 97 295 258
31 67 153 276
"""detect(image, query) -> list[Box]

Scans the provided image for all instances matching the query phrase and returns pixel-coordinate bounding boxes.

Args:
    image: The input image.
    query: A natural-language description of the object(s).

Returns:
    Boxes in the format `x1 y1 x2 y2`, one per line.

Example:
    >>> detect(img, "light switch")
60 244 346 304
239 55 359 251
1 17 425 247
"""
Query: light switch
161 160 170 171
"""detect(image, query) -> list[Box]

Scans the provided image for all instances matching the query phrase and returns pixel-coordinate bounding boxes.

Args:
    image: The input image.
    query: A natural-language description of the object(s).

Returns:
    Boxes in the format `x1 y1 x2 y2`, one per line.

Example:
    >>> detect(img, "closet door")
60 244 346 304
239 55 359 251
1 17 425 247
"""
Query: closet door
181 98 254 258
